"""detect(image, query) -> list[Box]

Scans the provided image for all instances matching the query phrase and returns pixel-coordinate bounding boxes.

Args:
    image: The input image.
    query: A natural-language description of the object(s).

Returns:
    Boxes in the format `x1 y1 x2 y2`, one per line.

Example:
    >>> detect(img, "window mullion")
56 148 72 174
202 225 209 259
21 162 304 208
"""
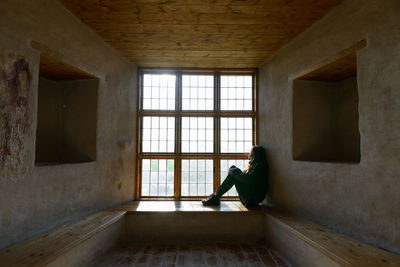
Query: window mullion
214 72 221 191
175 71 182 199
136 115 143 199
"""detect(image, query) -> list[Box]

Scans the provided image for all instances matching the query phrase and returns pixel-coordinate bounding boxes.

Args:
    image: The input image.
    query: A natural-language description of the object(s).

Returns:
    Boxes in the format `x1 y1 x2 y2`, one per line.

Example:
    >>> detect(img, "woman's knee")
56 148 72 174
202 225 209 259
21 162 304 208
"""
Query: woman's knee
228 167 242 176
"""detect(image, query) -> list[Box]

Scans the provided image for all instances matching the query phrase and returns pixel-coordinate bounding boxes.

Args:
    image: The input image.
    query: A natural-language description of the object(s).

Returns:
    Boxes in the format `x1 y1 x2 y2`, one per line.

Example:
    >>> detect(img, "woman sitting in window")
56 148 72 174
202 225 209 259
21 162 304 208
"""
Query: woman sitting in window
202 145 269 208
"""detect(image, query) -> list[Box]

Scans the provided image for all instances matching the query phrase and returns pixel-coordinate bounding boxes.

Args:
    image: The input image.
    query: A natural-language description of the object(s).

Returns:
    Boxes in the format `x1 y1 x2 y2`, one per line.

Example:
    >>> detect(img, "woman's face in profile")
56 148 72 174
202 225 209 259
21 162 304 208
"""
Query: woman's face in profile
248 147 254 159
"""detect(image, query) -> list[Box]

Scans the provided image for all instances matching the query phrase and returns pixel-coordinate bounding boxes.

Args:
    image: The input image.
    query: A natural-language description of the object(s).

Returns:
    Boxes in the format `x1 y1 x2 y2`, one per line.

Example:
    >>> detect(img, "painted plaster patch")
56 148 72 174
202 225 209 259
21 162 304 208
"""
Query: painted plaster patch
0 54 32 177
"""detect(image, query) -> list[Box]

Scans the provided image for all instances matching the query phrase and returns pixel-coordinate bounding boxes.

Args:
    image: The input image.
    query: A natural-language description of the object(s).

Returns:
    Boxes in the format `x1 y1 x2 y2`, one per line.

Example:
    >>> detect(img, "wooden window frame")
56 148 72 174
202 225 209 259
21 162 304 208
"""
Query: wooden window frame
135 68 258 200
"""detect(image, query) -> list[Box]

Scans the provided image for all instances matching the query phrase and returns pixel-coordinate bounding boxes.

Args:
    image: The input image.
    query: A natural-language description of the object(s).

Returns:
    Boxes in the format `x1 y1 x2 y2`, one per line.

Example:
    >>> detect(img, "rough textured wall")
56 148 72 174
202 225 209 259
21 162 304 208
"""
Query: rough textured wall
0 0 137 249
0 55 32 178
259 0 400 254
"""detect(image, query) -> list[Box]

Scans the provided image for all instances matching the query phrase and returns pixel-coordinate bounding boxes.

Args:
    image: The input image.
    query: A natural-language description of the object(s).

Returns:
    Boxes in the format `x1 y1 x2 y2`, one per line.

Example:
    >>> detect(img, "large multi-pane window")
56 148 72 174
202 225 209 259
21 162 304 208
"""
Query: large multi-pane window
137 70 256 199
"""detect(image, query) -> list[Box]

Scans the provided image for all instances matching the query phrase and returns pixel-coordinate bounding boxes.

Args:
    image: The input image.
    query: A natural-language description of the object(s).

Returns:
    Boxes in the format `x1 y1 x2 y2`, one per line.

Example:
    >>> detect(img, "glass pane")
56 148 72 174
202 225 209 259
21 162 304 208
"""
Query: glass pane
142 116 175 153
220 159 248 196
141 159 174 197
181 159 213 196
220 75 253 111
182 75 214 111
220 117 252 153
142 74 176 110
181 117 213 153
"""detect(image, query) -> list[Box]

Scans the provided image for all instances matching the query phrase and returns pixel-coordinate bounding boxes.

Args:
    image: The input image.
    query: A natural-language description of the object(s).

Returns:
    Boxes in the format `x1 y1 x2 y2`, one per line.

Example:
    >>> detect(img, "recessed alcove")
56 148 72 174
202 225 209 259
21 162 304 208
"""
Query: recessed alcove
35 53 98 165
292 41 365 163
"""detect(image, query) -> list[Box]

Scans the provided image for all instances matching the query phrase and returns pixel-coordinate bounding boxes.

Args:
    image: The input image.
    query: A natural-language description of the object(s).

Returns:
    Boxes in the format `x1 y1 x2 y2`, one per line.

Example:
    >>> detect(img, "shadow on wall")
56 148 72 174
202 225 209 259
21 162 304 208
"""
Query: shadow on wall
35 52 99 166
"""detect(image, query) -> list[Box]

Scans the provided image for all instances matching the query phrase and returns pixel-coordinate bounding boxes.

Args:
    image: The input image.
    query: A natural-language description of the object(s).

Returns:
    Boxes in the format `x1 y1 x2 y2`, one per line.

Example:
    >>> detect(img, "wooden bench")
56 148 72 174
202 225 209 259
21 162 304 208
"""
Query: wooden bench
265 208 400 267
3 202 399 266
0 211 126 267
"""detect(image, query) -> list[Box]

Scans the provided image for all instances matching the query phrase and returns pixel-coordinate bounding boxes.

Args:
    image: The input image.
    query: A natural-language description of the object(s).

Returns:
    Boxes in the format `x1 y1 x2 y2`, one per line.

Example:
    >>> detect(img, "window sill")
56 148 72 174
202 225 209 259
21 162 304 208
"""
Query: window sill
109 200 267 213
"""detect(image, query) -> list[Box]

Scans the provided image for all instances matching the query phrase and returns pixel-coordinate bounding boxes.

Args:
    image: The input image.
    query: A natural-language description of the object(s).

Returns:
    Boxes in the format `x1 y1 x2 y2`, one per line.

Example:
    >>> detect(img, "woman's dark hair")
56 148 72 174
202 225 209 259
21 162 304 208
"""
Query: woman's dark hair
246 145 267 172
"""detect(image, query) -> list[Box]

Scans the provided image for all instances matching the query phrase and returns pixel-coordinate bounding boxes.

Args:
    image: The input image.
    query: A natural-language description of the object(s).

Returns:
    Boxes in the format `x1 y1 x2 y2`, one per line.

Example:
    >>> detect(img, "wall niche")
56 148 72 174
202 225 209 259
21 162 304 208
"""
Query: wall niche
35 52 98 165
292 40 366 163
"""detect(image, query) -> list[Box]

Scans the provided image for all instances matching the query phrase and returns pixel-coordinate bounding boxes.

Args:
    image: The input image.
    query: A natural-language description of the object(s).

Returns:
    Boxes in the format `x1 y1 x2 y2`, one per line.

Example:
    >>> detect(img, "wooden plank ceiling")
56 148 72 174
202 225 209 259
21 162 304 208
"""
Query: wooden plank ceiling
59 0 342 68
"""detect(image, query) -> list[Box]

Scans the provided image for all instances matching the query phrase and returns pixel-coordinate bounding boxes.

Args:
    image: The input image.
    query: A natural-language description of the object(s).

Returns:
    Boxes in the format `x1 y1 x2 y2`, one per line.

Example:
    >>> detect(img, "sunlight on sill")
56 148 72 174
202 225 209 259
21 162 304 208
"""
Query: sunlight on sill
130 201 249 212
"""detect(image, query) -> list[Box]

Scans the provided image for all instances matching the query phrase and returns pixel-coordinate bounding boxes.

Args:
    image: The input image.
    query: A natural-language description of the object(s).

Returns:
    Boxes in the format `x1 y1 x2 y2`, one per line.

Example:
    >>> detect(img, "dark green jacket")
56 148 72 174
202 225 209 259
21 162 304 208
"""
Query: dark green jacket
229 162 269 204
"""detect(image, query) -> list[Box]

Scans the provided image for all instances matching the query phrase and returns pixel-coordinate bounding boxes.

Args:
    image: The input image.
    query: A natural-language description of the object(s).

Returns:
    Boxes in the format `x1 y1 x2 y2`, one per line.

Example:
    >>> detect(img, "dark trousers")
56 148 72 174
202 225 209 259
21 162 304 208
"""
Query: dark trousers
215 174 264 207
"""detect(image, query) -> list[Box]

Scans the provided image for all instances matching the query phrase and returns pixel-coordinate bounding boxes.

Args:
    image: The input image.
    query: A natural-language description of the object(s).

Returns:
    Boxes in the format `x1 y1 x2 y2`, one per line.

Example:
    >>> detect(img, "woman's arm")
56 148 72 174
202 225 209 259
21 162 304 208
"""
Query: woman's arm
228 164 262 184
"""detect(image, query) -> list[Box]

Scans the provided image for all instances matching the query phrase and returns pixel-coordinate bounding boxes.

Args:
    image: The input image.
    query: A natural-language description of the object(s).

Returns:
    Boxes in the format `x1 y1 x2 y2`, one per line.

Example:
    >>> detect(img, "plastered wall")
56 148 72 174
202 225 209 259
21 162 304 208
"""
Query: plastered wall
258 0 400 253
0 0 137 249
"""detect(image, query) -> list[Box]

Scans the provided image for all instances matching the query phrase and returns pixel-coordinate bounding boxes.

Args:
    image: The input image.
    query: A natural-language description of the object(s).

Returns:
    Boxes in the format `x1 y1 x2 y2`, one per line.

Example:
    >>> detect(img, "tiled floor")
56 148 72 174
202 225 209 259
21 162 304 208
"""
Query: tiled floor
96 243 289 267
109 201 266 213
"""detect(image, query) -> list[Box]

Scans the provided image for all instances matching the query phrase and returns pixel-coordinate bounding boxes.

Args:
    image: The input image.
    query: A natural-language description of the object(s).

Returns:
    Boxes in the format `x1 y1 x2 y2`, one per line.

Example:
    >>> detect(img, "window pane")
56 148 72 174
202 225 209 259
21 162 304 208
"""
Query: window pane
220 117 252 153
220 75 253 111
181 159 213 196
182 75 214 111
139 71 256 199
220 159 248 196
141 159 174 197
142 74 176 110
142 116 175 153
181 117 214 153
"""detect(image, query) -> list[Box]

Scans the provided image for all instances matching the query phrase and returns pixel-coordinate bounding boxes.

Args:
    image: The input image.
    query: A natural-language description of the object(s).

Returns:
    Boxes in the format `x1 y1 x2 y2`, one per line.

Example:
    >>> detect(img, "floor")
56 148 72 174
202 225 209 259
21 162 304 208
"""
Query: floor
96 243 289 267
109 201 266 213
